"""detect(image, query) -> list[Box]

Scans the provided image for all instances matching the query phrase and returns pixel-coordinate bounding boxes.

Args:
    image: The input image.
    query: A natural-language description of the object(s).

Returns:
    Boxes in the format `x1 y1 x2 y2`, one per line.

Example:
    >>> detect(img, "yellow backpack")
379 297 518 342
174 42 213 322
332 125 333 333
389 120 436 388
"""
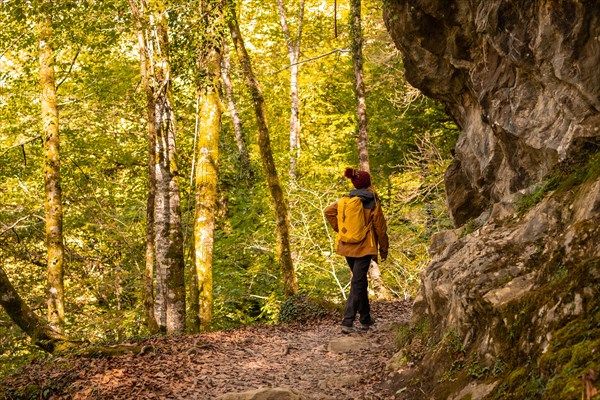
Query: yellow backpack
337 196 370 243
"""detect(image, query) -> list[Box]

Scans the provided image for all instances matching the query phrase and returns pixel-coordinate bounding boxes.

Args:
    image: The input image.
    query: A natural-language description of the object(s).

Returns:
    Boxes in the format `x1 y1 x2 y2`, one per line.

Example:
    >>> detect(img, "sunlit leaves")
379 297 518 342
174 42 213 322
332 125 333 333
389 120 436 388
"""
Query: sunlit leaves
0 0 460 374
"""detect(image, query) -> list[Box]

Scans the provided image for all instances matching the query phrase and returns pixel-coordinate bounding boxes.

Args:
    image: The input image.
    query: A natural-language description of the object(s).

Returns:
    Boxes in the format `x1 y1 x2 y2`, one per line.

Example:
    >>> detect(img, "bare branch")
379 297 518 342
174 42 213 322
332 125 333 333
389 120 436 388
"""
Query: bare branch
296 0 305 55
0 214 45 237
56 47 81 90
0 32 27 60
0 136 42 159
269 48 350 75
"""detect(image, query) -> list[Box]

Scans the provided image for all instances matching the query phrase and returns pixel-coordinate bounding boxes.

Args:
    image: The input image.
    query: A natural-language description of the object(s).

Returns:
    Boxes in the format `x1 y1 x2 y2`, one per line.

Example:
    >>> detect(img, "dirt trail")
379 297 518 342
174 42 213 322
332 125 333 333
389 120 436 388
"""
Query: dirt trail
4 300 411 399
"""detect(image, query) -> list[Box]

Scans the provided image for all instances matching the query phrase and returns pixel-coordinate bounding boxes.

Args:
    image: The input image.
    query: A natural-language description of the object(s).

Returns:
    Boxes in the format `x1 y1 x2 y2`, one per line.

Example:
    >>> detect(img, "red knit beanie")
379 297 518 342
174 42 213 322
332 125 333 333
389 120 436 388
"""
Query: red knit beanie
344 167 371 189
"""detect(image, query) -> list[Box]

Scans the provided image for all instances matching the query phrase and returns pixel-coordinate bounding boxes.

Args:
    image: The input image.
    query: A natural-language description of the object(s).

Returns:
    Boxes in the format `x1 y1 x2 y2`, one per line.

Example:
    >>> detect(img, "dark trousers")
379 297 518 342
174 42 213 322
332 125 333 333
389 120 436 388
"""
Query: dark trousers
342 255 372 327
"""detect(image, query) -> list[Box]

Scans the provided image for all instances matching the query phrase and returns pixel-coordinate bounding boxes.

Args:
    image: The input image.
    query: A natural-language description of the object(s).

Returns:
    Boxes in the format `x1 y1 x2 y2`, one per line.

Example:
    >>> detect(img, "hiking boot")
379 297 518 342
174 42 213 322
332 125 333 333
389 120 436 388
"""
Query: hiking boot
357 316 376 332
341 325 354 334
360 316 376 326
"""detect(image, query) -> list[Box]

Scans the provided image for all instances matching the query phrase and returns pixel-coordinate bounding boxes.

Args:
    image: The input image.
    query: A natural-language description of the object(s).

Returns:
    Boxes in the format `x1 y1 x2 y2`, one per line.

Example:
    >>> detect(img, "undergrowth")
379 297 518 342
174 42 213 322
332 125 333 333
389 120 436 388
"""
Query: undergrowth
278 293 341 324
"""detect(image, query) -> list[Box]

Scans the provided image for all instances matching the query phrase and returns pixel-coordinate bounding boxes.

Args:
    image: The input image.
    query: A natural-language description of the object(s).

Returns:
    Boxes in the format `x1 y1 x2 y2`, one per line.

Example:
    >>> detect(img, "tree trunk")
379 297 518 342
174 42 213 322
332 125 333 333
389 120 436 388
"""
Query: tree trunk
129 0 186 334
130 0 161 334
193 0 225 332
0 265 67 353
153 13 186 335
228 6 298 297
130 0 160 335
38 1 65 331
276 0 304 180
349 0 388 297
144 152 160 333
188 242 200 332
369 260 391 299
349 0 369 173
221 44 251 170
158 97 186 335
0 267 138 356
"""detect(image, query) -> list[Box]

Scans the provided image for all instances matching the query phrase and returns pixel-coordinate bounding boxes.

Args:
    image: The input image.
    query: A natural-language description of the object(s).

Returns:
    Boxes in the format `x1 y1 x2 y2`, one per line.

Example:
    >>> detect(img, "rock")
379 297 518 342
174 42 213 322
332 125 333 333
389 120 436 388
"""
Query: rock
385 350 408 373
414 179 599 334
448 381 499 400
482 271 537 307
327 336 370 354
382 1 600 398
217 387 312 400
383 0 600 226
323 374 361 389
392 175 599 398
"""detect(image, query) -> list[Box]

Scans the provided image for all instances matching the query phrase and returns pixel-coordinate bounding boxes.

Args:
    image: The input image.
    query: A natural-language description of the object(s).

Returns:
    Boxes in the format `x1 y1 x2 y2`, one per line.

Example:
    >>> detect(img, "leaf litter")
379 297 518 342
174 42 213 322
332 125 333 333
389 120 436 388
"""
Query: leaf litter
1 300 412 400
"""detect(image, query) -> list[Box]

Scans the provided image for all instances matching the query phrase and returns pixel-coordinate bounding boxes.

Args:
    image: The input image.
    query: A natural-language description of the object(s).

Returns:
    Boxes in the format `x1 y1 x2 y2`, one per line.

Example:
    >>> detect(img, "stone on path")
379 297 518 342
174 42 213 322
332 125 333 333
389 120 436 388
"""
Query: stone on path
217 387 312 400
327 336 370 354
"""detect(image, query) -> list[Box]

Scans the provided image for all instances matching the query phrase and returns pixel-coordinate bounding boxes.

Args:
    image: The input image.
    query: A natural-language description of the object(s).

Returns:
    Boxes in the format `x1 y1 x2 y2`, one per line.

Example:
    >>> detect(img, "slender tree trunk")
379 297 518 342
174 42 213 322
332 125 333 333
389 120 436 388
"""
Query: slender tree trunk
38 1 65 331
228 6 298 297
130 0 161 334
348 0 388 296
130 0 186 334
349 0 369 173
0 265 67 353
130 2 161 334
188 240 200 331
193 0 225 332
288 61 301 179
276 0 304 180
221 44 250 169
369 260 390 299
193 90 219 332
144 152 160 332
159 97 186 334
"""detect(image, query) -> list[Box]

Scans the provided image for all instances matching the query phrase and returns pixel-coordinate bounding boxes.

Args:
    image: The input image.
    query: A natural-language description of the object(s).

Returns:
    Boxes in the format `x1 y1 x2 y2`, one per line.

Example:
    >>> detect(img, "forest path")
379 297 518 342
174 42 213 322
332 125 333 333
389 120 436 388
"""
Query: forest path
8 300 411 399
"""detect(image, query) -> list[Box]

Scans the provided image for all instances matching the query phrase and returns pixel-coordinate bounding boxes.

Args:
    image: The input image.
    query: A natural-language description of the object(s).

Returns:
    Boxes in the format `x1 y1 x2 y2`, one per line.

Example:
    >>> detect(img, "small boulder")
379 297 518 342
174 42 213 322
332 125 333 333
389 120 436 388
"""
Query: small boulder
327 336 370 354
217 387 311 400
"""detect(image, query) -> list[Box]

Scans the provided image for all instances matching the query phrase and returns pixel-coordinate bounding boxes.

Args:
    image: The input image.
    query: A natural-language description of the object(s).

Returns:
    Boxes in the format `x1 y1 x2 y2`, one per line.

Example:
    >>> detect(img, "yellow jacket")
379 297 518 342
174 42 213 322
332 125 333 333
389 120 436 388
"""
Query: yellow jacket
324 188 389 260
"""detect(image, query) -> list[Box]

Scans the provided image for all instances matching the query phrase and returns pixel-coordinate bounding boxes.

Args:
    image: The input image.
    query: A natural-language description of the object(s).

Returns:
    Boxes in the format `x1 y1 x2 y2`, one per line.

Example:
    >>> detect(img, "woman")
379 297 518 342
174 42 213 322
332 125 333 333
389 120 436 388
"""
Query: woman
324 168 389 334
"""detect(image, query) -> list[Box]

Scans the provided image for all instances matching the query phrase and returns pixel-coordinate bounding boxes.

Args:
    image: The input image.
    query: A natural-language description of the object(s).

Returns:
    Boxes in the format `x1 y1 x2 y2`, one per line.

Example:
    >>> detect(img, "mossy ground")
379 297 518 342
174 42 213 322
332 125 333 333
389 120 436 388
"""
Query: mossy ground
395 260 599 400
517 149 599 214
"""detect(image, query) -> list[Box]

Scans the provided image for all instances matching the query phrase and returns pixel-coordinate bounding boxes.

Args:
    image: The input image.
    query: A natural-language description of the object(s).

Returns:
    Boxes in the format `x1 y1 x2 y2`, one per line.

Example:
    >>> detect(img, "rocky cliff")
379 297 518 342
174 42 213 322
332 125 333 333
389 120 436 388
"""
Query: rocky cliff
383 1 600 399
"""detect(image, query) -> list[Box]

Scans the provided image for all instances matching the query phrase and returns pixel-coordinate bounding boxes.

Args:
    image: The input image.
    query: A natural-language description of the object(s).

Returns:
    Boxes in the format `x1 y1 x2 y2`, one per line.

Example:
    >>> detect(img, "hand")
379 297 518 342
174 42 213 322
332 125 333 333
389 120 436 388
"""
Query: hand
380 253 387 262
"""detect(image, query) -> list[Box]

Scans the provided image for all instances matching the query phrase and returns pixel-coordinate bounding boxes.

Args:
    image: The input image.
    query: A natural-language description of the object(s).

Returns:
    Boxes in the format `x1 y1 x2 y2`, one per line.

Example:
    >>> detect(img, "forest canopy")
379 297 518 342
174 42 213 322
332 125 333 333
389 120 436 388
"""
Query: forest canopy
0 0 458 376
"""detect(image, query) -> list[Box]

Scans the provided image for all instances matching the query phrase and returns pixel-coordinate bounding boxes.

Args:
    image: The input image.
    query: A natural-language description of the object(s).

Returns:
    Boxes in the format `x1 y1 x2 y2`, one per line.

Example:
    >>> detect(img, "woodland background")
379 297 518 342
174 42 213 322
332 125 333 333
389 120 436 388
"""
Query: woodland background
0 0 458 376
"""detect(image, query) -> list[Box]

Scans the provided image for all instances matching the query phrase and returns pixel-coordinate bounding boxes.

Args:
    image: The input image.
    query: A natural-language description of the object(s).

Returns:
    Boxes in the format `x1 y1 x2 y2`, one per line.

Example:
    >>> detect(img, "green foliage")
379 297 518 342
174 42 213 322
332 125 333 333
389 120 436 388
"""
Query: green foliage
466 361 489 380
0 0 459 378
446 329 466 355
459 219 479 238
0 323 49 380
516 180 558 214
278 292 339 324
382 134 454 298
517 149 600 214
538 303 600 400
492 359 506 376
393 316 433 362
